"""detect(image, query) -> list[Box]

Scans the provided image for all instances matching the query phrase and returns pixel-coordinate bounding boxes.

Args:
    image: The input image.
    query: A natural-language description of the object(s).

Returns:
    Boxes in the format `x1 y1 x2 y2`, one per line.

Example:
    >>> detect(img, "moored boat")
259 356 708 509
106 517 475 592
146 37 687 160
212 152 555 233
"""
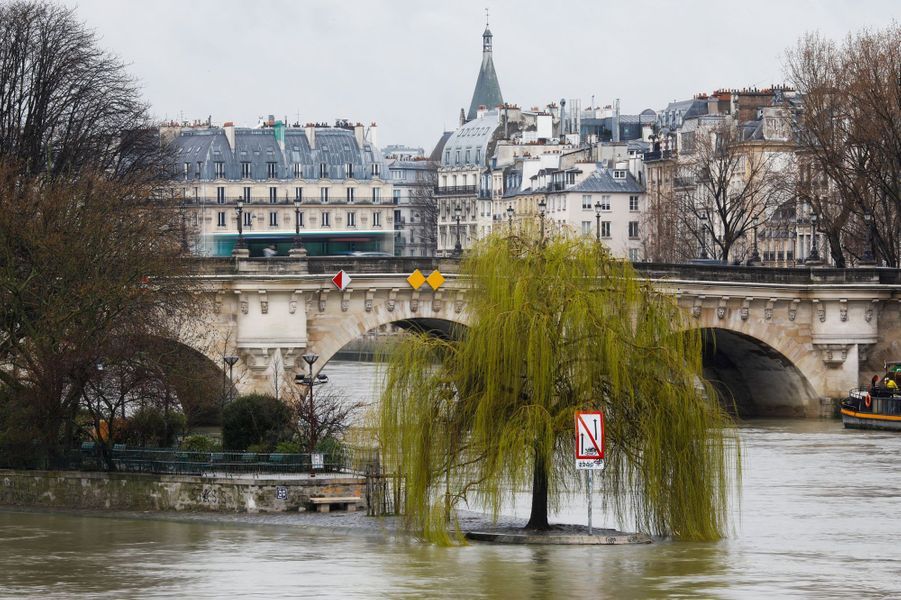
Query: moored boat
841 361 901 431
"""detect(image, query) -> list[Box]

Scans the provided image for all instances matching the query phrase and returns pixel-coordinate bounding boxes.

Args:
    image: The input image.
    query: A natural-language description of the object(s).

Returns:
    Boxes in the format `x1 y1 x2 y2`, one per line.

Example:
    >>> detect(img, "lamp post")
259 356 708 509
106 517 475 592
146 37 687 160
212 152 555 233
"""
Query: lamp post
538 198 547 242
749 217 761 265
806 211 821 264
454 205 462 256
234 199 246 252
506 205 514 232
594 200 602 242
223 355 239 404
698 213 709 259
861 210 876 265
295 353 328 476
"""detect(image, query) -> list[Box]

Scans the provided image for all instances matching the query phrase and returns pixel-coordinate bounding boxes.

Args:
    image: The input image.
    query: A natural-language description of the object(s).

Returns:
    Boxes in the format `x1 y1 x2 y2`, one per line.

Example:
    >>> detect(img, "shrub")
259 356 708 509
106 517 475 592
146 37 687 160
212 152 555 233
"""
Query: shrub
123 406 186 447
274 440 301 454
221 394 291 452
180 434 221 453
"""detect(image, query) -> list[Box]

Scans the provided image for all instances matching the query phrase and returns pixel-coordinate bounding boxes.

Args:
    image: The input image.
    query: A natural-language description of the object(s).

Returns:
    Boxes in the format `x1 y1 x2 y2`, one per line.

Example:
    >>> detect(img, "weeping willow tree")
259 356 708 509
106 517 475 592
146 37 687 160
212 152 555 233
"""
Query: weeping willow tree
378 228 739 544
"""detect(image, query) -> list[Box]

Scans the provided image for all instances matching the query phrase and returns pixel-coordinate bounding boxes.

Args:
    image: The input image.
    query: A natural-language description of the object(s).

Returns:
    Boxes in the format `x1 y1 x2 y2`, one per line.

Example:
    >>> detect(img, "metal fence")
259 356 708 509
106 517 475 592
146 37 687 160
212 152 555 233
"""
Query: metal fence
2 444 380 477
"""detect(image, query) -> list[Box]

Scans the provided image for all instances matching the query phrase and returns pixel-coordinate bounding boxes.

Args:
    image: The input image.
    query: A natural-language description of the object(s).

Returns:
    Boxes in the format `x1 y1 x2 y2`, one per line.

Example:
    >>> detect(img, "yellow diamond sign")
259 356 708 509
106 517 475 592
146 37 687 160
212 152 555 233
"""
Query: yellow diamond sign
407 269 426 290
426 270 445 290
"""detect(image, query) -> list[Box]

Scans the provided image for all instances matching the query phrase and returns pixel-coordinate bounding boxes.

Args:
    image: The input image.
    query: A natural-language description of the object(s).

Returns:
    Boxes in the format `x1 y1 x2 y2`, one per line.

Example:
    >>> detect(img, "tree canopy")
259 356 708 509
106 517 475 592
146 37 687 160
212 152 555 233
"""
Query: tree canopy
378 229 739 544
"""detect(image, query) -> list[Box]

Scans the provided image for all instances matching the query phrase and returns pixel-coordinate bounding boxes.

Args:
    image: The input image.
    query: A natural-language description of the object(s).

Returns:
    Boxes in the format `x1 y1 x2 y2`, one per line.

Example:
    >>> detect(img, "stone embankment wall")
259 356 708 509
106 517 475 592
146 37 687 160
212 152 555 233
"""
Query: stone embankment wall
0 470 365 513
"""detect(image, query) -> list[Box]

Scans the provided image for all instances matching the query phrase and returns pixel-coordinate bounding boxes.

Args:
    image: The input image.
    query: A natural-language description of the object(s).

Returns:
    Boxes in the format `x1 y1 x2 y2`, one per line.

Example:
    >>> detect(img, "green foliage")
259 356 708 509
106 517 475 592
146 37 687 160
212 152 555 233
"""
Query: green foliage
378 228 740 544
274 440 302 454
180 434 221 453
222 394 291 452
123 407 187 448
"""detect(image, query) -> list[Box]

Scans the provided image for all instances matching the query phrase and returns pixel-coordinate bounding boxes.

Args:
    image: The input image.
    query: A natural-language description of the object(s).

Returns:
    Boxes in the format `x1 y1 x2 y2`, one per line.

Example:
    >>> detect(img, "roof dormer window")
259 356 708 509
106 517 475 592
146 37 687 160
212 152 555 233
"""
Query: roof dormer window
613 170 626 179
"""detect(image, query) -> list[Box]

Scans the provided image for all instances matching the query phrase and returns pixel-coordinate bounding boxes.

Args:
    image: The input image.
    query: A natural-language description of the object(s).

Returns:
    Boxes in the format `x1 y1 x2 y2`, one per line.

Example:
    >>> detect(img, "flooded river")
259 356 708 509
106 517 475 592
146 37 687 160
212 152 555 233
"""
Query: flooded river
1 362 900 598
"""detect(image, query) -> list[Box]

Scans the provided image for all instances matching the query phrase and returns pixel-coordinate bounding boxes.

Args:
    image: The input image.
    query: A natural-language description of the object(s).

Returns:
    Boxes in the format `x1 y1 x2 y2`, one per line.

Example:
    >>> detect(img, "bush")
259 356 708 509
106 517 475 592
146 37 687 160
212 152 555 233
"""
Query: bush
180 434 221 453
274 440 301 454
122 406 186 448
222 394 291 452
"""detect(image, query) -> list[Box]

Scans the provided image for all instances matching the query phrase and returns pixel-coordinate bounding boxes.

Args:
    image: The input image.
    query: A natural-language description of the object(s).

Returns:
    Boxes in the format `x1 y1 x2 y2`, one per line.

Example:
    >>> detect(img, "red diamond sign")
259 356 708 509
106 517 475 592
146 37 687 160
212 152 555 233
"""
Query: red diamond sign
331 270 351 291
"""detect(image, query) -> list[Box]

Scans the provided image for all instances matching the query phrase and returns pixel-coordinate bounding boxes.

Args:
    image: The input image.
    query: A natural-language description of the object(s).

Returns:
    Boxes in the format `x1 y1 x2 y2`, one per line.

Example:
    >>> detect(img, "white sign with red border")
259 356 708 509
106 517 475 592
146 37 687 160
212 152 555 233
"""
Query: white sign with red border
575 411 605 470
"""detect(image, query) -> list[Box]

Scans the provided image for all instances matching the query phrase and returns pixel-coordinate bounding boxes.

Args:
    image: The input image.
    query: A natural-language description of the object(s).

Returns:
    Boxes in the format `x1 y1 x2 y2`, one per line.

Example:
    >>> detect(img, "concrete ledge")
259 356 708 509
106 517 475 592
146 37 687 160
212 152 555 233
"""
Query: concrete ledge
465 526 652 545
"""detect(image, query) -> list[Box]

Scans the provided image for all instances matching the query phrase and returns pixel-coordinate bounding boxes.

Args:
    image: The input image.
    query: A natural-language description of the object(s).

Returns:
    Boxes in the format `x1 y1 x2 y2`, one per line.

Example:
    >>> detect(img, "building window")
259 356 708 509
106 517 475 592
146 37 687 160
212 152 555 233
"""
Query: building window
455 150 461 164
371 163 381 177
372 188 381 203
629 196 639 212
347 188 355 203
243 212 252 227
267 162 277 178
445 150 450 163
269 187 277 203
373 211 381 227
269 211 278 226
465 149 471 163
392 170 403 181
241 162 251 178
321 211 330 227
347 211 356 227
214 162 225 178
217 211 226 227
599 195 611 211
295 187 302 200
293 163 301 178
393 189 401 204
475 148 481 163
628 221 639 238
183 162 190 180
243 187 251 201
320 187 329 202
320 163 328 178
581 195 592 209
629 248 640 261
601 221 611 238
347 163 354 179
613 170 626 179
216 187 225 204
581 221 591 235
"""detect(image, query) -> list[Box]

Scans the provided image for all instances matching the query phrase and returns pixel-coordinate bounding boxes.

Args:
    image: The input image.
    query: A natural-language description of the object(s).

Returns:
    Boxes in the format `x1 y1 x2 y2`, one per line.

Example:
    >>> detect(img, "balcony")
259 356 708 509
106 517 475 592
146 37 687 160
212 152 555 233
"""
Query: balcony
642 149 675 161
435 185 477 196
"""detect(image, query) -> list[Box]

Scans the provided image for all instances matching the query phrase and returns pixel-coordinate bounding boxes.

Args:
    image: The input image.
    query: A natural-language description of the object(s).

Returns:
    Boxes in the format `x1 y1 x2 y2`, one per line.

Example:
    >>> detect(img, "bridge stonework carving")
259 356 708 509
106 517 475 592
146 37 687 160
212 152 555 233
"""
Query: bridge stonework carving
188 258 901 418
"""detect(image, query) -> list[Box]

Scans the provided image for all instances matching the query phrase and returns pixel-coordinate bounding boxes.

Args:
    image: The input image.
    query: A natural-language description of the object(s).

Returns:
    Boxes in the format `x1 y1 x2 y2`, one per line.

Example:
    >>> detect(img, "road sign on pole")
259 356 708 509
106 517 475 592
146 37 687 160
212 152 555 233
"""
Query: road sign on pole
575 411 605 470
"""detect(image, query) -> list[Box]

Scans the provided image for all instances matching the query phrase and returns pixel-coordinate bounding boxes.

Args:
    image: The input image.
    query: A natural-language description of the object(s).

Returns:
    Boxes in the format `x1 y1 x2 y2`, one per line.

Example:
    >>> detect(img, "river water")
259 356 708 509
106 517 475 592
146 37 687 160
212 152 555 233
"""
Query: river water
1 361 900 598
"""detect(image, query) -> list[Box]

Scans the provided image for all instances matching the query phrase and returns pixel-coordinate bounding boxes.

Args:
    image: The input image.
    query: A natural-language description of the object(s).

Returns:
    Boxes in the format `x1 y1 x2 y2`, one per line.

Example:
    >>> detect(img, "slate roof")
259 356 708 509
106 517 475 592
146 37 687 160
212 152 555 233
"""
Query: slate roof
170 126 385 181
441 111 501 167
467 29 503 120
568 168 643 194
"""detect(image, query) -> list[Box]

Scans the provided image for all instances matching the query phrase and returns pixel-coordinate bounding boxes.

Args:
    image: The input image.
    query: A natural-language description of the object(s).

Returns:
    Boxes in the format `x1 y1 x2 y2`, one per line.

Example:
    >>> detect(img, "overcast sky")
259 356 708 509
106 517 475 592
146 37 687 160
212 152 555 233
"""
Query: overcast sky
66 0 898 151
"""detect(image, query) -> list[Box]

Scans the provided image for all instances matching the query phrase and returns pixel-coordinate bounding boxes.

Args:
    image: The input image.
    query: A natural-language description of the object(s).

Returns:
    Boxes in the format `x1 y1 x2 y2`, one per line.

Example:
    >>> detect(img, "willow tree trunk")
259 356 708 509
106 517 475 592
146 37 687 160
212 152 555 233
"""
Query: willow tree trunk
526 447 550 530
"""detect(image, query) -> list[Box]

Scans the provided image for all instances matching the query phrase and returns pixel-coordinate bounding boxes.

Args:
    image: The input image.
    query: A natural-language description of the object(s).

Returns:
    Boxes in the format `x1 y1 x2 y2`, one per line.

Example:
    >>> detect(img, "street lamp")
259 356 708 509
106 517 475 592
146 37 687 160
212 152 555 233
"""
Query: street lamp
698 213 709 259
594 200 602 242
234 199 246 251
538 198 547 242
295 353 328 476
506 204 514 232
293 199 304 250
806 212 821 263
749 217 761 265
861 211 876 265
223 355 239 404
453 205 462 256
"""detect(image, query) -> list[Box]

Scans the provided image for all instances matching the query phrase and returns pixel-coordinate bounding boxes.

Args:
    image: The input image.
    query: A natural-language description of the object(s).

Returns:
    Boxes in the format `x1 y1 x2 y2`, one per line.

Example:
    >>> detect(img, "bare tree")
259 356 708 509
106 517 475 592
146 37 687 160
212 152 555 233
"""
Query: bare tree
409 161 438 255
676 120 792 263
284 384 365 454
786 25 901 266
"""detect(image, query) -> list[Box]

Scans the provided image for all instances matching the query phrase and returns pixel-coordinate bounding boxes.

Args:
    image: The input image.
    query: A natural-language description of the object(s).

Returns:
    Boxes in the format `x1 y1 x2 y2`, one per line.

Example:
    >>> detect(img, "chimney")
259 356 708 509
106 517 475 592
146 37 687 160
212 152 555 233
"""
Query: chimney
459 108 466 126
305 123 316 149
223 121 235 150
354 123 365 148
367 122 378 148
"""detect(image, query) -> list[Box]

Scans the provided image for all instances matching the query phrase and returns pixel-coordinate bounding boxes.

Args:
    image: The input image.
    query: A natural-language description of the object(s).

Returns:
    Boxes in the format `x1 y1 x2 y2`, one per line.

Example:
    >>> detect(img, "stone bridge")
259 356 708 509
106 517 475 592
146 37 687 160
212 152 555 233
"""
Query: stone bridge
182 257 901 418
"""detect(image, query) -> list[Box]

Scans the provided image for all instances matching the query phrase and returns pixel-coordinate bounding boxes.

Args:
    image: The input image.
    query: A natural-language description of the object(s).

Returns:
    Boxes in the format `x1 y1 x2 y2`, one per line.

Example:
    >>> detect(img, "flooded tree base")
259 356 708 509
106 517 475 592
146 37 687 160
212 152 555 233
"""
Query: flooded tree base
465 525 652 545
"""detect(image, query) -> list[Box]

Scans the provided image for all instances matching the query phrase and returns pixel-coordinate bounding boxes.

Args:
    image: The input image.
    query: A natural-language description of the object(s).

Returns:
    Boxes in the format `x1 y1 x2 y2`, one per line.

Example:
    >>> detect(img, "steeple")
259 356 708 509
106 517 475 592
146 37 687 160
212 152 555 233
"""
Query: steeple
466 13 503 121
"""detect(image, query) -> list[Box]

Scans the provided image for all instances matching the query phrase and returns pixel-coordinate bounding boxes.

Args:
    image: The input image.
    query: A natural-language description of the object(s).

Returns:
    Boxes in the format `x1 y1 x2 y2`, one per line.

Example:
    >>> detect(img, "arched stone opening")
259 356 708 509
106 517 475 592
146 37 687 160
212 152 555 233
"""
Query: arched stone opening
699 328 820 418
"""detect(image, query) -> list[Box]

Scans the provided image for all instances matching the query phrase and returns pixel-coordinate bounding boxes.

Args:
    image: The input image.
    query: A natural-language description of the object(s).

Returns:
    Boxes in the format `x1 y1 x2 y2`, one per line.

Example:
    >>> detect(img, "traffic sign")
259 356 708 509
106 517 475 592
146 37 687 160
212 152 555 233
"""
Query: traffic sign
426 270 445 290
331 270 351 291
575 411 605 470
407 269 426 289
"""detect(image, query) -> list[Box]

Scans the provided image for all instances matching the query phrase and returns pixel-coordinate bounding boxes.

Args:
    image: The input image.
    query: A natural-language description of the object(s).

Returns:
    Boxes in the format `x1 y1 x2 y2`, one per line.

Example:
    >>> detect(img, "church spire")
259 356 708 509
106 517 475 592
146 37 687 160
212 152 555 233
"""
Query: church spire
467 13 503 121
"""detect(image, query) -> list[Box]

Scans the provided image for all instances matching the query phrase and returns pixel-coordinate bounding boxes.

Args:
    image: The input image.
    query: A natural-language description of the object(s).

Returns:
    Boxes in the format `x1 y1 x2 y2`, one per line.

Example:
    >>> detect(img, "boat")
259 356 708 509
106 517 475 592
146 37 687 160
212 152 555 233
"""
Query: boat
841 361 901 431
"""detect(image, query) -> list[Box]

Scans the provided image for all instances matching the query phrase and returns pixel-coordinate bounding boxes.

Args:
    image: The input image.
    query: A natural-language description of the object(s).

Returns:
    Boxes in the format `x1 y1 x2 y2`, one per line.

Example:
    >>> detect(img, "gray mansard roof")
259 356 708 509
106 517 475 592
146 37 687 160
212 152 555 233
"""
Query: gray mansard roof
170 126 385 181
569 168 643 194
441 111 501 167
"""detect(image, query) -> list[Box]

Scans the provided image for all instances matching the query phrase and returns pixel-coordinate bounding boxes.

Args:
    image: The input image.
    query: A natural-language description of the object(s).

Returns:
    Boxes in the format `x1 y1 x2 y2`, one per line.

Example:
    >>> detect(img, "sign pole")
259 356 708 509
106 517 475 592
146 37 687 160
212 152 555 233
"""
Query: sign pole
587 469 593 536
